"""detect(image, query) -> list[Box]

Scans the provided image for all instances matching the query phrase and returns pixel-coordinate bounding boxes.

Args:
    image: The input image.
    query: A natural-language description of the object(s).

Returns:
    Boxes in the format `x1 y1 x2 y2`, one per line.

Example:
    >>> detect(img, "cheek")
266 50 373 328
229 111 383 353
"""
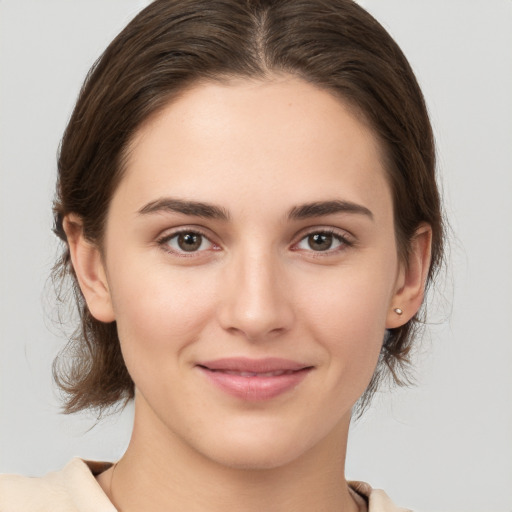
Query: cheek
107 259 218 368
298 263 394 385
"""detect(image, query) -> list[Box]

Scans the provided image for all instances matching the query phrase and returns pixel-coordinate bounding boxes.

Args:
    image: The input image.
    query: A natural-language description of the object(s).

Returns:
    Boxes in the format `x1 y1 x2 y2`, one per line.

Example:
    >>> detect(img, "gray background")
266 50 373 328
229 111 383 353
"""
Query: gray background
1 1 511 511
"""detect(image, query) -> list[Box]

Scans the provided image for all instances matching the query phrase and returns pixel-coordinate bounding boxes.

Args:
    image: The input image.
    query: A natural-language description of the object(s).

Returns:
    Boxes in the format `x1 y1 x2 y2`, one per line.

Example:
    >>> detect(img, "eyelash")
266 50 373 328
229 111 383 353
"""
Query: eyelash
292 228 354 255
156 228 219 257
156 228 354 257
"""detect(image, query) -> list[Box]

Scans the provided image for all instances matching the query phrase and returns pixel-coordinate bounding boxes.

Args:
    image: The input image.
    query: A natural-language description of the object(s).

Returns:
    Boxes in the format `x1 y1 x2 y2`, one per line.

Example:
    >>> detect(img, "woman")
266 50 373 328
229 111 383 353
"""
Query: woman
0 0 443 510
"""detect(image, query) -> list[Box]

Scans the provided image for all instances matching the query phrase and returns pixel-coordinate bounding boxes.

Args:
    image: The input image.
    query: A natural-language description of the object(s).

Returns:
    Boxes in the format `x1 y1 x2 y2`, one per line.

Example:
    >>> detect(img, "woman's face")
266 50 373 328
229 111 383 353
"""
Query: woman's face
80 76 416 469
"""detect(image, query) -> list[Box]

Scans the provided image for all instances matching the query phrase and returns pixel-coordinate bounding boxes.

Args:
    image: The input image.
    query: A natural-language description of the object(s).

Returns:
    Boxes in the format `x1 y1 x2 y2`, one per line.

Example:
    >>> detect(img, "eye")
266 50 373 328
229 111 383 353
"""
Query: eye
158 230 216 254
294 230 352 253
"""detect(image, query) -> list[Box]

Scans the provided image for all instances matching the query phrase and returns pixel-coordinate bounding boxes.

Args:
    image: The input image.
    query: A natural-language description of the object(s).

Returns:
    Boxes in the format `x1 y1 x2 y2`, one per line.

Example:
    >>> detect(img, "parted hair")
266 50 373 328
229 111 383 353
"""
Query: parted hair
52 0 444 415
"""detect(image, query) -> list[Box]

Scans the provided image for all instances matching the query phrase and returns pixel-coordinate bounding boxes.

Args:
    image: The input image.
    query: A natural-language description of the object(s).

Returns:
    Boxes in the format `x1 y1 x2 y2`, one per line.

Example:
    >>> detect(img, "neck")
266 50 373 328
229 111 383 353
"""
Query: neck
99 397 359 512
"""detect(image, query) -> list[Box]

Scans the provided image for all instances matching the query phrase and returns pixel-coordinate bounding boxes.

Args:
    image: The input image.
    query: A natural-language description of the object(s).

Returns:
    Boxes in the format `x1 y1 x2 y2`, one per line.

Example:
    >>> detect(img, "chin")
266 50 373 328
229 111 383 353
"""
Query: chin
189 421 323 472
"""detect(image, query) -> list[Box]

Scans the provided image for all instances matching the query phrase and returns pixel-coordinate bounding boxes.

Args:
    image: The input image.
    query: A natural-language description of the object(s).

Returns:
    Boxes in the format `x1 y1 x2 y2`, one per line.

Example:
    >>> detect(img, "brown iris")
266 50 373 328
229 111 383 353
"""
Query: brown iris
177 232 203 252
307 233 334 251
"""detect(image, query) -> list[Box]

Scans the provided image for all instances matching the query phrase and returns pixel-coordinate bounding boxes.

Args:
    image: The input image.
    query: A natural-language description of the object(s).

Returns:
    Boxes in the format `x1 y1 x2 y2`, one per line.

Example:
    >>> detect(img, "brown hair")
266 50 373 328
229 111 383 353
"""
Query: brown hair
53 0 444 415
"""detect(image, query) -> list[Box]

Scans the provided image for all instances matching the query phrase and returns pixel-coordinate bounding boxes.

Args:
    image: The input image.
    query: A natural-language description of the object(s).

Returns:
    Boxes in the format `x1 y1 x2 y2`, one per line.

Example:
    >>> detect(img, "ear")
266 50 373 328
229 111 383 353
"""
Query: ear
386 224 432 329
63 214 115 323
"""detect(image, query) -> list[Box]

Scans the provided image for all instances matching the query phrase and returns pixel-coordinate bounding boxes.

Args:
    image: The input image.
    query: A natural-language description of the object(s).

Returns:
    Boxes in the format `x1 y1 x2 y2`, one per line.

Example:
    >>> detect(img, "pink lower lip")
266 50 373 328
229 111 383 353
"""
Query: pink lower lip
197 367 312 401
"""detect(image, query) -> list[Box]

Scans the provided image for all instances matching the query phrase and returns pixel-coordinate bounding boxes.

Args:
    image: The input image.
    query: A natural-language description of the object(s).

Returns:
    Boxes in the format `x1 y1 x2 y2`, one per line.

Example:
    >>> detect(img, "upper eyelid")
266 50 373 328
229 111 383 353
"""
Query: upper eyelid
156 233 221 262
157 225 215 242
156 228 218 255
294 226 354 242
155 225 354 249
291 228 355 253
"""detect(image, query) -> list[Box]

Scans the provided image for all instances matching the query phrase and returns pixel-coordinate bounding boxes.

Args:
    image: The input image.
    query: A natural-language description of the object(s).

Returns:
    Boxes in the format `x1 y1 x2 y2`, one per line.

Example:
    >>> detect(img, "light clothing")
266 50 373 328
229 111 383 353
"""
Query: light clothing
0 460 115 512
0 458 411 511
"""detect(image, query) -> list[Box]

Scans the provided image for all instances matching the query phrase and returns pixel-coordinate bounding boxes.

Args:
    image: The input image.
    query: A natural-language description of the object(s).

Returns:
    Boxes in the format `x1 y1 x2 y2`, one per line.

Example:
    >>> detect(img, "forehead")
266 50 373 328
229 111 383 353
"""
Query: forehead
117 75 390 218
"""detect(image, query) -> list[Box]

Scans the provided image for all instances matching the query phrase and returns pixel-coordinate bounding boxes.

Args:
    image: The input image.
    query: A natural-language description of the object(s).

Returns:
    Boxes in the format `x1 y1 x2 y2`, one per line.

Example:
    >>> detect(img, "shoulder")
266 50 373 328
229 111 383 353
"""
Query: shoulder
0 459 116 512
349 481 413 512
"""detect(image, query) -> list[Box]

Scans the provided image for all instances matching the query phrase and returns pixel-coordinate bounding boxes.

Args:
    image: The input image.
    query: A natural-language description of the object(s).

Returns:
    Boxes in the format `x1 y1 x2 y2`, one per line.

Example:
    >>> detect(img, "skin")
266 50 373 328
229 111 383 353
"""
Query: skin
65 75 431 512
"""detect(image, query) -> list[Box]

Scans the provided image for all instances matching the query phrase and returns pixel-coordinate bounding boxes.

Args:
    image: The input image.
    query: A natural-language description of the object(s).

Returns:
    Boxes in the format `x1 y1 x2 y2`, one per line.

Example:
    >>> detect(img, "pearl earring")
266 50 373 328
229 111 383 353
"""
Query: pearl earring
393 308 403 315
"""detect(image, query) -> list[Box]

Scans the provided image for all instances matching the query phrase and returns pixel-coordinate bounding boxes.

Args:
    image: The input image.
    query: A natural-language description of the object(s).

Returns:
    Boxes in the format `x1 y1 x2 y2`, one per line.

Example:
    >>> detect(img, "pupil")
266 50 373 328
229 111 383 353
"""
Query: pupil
178 233 201 252
308 233 332 251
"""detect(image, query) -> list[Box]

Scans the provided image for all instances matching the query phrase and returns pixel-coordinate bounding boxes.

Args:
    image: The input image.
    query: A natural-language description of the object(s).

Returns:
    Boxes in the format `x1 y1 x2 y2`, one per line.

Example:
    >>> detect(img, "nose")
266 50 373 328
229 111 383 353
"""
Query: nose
217 247 295 342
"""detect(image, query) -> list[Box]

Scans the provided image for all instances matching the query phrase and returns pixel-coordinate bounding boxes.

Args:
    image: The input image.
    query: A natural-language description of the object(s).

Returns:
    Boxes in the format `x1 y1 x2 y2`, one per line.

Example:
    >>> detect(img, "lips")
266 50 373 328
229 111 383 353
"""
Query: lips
196 357 313 401
215 369 297 377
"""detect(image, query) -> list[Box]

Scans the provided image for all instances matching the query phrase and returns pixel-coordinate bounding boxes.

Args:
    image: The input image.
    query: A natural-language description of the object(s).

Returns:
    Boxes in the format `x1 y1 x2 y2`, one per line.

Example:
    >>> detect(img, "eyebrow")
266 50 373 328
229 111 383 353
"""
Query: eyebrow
287 200 374 221
138 197 373 222
138 198 230 221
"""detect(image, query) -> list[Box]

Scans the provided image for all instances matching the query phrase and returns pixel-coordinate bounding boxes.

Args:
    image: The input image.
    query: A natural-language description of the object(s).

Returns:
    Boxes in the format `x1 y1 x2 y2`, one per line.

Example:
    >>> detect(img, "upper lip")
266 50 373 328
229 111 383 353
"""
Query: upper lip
197 357 311 373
